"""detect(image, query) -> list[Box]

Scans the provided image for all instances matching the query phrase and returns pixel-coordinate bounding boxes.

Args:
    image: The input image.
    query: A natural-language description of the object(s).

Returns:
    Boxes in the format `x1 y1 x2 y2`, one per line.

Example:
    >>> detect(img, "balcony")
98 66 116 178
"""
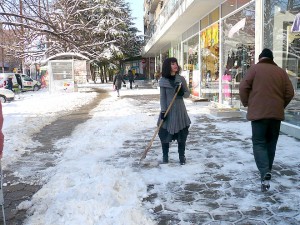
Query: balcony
143 0 224 57
148 0 161 13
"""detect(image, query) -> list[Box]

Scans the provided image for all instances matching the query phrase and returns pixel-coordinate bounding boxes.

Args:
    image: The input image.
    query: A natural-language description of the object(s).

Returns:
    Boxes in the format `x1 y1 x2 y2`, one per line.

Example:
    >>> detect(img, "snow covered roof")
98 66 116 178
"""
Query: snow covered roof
41 52 90 64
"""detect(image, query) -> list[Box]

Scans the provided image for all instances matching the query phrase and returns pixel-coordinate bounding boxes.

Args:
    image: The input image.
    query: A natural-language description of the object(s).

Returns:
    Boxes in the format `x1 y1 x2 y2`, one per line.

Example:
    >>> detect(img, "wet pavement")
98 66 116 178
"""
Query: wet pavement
1 86 300 225
285 92 300 127
110 94 300 225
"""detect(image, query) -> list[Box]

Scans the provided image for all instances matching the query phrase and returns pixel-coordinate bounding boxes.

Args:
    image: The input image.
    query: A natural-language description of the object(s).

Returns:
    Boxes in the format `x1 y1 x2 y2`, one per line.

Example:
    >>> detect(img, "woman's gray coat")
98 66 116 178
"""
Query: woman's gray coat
158 75 191 134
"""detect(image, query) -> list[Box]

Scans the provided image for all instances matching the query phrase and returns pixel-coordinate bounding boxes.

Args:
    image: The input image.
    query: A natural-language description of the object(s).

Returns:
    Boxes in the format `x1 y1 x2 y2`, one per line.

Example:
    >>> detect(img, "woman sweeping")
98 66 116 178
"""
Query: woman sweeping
158 57 191 165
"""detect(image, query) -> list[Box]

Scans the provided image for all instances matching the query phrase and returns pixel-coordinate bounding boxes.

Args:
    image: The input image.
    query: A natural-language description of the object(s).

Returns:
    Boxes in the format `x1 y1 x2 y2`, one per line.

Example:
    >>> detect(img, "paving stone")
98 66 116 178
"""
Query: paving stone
184 183 207 192
212 210 243 222
267 216 300 225
235 218 267 225
241 206 273 219
180 212 212 224
156 212 180 225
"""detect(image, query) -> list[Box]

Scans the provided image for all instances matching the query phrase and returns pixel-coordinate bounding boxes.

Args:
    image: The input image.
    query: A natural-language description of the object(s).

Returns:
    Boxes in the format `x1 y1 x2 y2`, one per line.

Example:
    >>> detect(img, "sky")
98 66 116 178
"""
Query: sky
126 0 144 34
1 83 300 224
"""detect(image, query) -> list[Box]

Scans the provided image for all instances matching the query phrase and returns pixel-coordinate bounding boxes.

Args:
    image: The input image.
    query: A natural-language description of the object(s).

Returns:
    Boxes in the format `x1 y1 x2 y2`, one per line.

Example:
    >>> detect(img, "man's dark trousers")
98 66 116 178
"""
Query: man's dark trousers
251 119 281 180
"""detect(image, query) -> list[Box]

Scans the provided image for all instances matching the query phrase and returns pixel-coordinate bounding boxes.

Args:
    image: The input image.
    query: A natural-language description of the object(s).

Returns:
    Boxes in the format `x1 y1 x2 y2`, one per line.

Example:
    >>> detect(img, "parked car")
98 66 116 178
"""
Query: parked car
20 74 41 91
0 73 41 92
0 88 15 103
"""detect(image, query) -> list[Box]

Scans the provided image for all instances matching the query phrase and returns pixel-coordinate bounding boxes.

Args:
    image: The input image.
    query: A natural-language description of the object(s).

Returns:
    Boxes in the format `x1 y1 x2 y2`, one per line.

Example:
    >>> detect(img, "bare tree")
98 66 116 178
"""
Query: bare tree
0 0 143 65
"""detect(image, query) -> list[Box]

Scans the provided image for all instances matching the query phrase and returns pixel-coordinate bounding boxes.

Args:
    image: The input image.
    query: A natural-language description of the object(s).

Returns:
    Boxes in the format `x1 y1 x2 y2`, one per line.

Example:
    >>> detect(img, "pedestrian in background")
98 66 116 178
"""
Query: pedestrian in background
154 71 161 82
158 57 191 165
6 77 13 91
113 70 126 97
127 70 134 89
239 48 294 192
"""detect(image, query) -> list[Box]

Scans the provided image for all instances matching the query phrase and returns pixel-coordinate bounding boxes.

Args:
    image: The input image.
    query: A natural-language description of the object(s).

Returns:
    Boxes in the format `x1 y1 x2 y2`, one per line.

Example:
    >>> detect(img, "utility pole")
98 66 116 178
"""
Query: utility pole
19 0 25 74
1 47 4 73
0 23 4 73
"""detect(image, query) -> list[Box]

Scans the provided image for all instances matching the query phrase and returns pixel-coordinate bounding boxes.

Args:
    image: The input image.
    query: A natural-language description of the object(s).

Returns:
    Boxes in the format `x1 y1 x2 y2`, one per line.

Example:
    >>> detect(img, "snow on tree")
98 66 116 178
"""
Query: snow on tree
0 0 143 64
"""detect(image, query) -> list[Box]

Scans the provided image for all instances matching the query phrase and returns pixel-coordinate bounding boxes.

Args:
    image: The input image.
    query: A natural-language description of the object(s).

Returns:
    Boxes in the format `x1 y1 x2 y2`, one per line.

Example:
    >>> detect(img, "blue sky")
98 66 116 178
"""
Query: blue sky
126 0 144 34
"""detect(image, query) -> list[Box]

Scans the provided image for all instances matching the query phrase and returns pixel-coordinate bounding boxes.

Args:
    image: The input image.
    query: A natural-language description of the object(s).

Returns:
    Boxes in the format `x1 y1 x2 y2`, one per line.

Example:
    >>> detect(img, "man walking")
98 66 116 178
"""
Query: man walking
239 48 294 192
113 70 126 97
127 70 134 89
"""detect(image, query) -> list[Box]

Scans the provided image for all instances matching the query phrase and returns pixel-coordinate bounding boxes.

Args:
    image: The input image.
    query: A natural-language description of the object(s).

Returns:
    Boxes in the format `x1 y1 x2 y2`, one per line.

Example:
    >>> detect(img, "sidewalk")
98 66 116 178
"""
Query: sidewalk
116 94 300 224
1 86 300 224
137 113 300 225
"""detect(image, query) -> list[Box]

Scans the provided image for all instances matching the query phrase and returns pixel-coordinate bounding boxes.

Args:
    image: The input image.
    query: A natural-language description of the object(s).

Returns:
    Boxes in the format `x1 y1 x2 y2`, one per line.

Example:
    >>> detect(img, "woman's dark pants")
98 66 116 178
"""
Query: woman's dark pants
251 119 281 180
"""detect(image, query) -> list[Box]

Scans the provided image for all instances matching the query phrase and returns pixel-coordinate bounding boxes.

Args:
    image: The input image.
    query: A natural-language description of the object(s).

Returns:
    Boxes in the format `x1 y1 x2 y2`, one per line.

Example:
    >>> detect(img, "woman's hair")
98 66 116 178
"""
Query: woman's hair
161 57 181 79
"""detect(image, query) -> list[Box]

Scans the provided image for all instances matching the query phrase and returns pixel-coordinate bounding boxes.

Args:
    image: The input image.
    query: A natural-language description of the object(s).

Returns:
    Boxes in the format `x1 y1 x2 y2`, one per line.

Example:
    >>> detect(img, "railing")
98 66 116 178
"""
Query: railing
145 0 185 40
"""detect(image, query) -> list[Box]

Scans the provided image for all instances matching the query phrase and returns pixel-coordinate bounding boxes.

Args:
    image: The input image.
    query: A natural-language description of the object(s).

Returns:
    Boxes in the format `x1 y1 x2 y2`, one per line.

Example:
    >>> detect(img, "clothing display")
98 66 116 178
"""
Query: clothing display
291 13 300 32
225 44 254 81
201 24 219 86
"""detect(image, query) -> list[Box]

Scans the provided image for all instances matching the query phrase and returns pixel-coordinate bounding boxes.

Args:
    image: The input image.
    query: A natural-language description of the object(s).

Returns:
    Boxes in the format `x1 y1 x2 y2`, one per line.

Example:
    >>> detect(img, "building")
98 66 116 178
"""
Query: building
0 28 22 73
143 0 300 131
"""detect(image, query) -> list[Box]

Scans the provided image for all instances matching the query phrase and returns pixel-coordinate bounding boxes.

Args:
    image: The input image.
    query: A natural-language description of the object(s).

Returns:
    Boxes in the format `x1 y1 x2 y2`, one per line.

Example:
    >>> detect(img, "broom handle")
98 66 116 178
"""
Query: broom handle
139 83 182 162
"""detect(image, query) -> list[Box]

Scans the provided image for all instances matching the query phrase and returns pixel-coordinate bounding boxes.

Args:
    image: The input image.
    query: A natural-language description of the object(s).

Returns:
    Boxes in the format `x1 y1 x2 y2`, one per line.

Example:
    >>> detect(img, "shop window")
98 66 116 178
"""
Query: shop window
188 35 199 71
221 2 255 106
264 0 300 127
182 35 199 71
200 23 220 101
200 16 209 30
237 0 251 8
221 0 237 17
288 0 300 13
182 35 199 95
264 0 300 91
183 41 189 71
209 8 219 24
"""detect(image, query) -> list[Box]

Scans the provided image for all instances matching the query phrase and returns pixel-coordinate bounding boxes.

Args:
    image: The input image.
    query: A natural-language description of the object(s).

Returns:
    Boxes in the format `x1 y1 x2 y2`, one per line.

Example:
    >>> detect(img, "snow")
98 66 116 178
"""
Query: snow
2 83 300 224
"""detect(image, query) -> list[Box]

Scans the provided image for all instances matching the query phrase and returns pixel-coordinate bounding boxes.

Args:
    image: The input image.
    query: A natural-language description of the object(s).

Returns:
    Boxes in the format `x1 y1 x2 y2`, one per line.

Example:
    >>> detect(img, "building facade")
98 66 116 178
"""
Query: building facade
143 0 300 127
143 0 300 102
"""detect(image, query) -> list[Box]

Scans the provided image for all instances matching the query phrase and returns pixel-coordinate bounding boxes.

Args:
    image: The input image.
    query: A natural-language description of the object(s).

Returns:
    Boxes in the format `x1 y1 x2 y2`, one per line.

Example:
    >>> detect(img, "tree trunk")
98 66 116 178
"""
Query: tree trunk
104 64 108 83
90 65 96 83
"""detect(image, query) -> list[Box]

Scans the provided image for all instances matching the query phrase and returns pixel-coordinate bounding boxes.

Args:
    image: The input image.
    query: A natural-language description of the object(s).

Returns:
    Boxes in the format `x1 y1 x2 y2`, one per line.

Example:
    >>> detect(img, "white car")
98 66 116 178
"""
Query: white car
0 88 15 103
0 73 41 92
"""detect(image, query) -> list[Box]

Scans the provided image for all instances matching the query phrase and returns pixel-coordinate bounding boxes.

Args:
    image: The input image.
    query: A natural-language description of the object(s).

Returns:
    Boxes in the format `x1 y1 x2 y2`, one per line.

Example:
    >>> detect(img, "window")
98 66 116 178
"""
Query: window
221 2 255 105
221 0 237 17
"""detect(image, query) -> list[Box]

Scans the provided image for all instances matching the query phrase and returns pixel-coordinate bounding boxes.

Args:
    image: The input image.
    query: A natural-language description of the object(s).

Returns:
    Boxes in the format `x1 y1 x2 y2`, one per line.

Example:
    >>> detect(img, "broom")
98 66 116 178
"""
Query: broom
139 83 182 163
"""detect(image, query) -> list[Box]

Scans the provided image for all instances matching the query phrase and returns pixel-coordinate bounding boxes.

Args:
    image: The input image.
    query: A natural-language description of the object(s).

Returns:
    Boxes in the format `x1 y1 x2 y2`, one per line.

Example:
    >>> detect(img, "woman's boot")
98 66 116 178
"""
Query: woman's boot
162 143 169 163
178 142 186 165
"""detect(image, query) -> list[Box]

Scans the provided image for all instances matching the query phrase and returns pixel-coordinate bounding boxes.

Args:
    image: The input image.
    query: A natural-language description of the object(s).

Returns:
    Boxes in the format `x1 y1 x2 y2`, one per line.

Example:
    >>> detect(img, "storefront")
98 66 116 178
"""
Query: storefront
263 0 300 126
152 0 299 111
263 0 300 91
200 22 219 101
221 1 255 107
185 0 299 106
182 34 199 95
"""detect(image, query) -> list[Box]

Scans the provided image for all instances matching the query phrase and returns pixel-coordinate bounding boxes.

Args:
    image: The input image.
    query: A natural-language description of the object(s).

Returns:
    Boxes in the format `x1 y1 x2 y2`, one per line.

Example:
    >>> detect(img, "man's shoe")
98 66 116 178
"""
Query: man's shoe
179 156 186 165
264 172 272 181
261 172 271 192
261 180 270 192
